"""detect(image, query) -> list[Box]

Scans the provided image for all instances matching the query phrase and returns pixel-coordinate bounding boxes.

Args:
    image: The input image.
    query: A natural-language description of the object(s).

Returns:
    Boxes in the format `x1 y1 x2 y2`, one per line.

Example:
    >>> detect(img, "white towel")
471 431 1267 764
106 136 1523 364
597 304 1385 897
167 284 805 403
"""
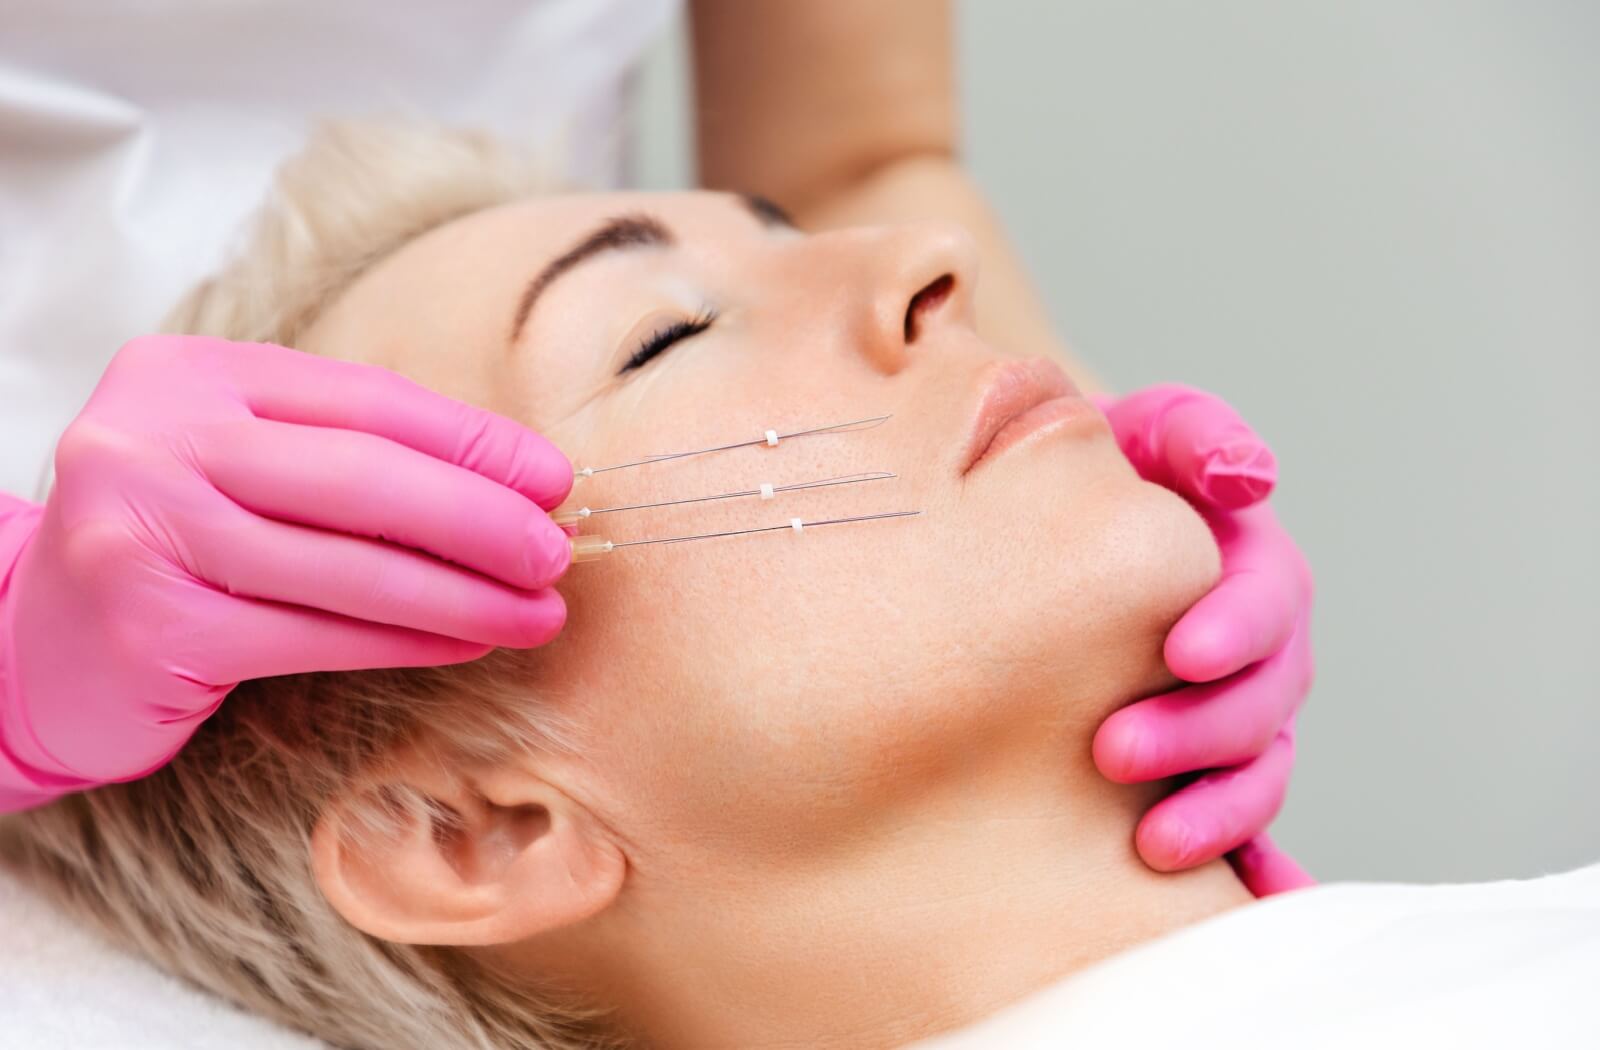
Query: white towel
0 868 324 1050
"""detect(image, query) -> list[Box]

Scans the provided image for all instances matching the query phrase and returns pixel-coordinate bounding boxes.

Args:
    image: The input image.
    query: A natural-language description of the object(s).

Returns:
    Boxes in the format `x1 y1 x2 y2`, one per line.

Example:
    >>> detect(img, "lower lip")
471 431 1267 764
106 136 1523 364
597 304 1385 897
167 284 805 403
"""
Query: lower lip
970 396 1099 472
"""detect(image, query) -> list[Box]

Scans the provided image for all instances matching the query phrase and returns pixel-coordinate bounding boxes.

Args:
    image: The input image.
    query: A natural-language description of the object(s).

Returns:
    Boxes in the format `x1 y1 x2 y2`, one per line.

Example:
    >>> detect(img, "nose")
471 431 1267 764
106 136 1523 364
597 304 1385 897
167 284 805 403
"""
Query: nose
812 221 980 374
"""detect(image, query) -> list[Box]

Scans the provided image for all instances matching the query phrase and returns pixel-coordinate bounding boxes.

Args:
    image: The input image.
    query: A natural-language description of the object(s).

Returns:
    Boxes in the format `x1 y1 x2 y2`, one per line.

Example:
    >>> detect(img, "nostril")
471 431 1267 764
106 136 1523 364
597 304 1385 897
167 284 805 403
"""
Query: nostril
904 273 955 343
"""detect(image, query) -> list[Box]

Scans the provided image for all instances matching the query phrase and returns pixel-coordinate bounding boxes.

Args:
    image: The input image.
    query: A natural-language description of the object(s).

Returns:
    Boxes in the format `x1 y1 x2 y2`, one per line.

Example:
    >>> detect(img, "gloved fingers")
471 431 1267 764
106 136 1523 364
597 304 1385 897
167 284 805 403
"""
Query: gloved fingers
226 340 573 510
180 591 494 684
1133 729 1295 872
181 504 567 649
193 418 569 591
1094 617 1308 783
1164 507 1311 683
1102 384 1277 511
1228 833 1316 897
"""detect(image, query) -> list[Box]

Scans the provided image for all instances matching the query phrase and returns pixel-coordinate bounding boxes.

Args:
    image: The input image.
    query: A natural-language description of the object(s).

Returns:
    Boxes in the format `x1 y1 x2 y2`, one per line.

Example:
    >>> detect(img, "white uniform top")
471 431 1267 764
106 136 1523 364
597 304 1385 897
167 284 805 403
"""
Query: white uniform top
0 0 680 501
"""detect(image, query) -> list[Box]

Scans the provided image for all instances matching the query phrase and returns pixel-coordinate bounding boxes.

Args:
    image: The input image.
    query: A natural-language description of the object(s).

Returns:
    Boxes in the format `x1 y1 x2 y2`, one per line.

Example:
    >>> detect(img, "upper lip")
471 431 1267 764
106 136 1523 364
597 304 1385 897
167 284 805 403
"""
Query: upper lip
960 358 1081 475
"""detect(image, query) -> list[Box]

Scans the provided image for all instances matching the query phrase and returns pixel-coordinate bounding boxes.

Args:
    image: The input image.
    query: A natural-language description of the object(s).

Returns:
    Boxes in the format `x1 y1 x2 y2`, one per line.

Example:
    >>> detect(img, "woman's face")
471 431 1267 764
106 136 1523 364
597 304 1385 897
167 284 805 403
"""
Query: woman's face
301 191 1219 871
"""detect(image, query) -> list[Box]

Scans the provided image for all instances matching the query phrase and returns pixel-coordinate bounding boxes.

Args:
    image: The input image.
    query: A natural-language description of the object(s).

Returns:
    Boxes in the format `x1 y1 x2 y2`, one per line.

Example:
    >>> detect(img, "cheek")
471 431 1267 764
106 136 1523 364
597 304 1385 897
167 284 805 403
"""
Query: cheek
540 377 1219 865
555 499 1100 872
555 521 945 853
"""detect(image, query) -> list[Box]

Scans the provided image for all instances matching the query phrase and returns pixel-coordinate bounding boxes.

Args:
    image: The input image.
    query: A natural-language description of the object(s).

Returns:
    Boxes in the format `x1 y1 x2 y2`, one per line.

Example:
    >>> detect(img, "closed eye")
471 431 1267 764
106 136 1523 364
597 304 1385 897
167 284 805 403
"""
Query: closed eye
619 308 718 374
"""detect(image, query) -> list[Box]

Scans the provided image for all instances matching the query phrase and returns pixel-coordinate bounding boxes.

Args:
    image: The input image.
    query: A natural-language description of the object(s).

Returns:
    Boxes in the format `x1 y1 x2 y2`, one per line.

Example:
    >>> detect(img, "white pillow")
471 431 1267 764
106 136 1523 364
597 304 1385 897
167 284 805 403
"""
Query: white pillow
0 868 324 1050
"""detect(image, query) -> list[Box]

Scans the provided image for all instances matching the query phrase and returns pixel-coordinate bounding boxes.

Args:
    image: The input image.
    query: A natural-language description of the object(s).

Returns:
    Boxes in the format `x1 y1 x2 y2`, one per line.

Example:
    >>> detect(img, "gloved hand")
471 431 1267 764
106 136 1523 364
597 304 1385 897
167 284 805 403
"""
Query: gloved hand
1091 385 1316 896
0 335 574 811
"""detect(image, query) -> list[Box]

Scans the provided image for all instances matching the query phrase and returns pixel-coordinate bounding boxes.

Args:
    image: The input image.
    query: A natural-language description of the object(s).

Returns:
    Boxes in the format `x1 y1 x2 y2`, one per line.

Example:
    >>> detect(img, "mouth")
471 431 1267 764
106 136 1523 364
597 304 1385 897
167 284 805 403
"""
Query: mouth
960 358 1091 476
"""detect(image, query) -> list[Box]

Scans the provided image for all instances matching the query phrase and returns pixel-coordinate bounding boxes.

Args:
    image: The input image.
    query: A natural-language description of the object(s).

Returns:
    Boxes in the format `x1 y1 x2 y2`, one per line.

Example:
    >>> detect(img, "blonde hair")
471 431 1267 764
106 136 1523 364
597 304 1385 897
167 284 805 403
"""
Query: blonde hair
0 124 627 1049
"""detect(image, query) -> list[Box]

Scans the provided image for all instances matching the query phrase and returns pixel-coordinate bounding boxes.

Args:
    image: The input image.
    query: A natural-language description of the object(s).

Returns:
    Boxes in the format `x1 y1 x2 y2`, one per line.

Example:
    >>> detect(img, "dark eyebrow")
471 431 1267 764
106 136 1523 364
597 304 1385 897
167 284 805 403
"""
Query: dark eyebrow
509 213 673 343
739 192 796 230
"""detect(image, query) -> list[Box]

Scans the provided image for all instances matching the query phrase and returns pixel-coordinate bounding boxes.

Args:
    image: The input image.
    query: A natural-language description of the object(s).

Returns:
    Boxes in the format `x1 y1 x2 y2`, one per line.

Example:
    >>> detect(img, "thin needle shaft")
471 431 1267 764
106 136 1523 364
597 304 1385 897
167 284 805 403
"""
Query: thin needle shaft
574 415 890 477
608 510 921 549
564 471 896 521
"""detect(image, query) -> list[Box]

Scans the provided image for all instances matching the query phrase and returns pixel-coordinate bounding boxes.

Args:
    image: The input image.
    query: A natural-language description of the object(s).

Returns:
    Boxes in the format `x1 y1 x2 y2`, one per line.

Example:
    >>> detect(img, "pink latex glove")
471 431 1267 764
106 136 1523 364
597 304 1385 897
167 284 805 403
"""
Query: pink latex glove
0 336 574 812
1091 385 1316 896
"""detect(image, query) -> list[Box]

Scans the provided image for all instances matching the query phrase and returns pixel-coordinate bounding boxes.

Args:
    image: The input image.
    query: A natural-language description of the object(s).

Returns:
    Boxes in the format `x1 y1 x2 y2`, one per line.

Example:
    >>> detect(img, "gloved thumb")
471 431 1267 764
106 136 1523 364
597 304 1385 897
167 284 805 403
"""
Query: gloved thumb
1096 385 1277 511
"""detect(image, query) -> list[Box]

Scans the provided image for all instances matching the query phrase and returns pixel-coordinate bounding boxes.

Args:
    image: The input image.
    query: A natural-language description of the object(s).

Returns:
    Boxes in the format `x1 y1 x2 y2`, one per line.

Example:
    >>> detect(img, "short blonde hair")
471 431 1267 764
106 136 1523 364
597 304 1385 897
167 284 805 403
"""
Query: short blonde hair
0 124 625 1050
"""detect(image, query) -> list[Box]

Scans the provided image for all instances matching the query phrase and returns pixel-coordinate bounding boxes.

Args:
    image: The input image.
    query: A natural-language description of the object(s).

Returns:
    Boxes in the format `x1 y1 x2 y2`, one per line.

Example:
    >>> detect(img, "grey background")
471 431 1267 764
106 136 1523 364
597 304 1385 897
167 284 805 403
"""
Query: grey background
630 1 1600 885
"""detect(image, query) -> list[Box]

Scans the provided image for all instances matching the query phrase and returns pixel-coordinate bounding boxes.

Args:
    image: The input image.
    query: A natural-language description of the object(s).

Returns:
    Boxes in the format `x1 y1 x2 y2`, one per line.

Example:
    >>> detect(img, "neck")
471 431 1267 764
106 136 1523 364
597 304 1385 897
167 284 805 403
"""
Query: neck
582 738 1252 1049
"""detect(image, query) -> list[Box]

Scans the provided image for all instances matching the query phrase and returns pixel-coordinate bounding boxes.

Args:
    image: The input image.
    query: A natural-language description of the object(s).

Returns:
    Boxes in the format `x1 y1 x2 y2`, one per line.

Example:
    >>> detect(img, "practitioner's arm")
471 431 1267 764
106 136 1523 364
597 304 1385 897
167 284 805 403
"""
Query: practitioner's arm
690 0 1103 391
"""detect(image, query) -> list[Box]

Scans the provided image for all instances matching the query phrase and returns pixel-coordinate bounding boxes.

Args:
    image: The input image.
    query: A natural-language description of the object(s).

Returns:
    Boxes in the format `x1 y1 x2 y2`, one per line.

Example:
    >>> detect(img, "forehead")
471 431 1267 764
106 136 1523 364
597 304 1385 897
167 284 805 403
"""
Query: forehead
297 190 761 399
353 189 760 316
450 189 768 264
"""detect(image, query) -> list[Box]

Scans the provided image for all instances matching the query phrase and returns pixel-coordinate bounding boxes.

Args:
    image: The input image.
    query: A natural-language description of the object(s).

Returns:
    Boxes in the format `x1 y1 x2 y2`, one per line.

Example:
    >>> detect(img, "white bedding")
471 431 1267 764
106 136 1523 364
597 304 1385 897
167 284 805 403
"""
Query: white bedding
0 868 322 1050
4 862 1596 1049
916 861 1600 1050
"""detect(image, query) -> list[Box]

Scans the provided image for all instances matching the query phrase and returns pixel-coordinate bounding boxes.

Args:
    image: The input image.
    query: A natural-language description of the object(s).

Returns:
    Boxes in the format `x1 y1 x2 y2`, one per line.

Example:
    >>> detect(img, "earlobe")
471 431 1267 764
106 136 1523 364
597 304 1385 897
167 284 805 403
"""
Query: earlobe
310 747 625 947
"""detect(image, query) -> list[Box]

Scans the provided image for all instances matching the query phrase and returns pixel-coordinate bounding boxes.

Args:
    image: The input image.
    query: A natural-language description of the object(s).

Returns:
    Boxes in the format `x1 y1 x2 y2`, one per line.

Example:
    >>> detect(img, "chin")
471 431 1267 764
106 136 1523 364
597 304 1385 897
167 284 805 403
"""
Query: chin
924 466 1220 723
1030 475 1222 703
1114 480 1223 667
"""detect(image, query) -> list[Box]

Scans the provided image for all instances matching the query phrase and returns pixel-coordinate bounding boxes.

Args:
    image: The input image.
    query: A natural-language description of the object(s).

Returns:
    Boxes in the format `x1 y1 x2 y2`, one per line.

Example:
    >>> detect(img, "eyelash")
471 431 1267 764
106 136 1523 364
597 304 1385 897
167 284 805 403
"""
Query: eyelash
619 308 719 374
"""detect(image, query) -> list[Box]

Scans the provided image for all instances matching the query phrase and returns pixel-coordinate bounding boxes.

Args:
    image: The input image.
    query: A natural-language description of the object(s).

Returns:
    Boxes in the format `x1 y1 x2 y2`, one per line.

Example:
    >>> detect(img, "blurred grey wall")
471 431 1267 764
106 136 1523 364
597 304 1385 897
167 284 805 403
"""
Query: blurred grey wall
630 1 1600 885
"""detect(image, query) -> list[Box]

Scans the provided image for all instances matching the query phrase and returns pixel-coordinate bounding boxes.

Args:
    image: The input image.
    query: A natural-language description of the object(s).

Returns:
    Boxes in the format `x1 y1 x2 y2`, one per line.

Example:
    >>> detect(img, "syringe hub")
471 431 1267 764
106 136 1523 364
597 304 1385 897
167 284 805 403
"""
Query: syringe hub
568 534 615 563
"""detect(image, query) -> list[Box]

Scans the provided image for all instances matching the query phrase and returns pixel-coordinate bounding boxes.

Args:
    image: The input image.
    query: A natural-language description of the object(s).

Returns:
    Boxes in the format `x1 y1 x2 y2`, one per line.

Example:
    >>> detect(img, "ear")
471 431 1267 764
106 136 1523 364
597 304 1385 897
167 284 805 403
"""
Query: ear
310 743 625 946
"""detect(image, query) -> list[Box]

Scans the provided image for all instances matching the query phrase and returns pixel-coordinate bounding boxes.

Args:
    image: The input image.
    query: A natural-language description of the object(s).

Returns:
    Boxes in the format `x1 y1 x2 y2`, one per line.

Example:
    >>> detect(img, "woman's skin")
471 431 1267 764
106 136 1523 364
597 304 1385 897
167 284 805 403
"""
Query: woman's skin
697 2 1315 886
302 191 1253 1049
